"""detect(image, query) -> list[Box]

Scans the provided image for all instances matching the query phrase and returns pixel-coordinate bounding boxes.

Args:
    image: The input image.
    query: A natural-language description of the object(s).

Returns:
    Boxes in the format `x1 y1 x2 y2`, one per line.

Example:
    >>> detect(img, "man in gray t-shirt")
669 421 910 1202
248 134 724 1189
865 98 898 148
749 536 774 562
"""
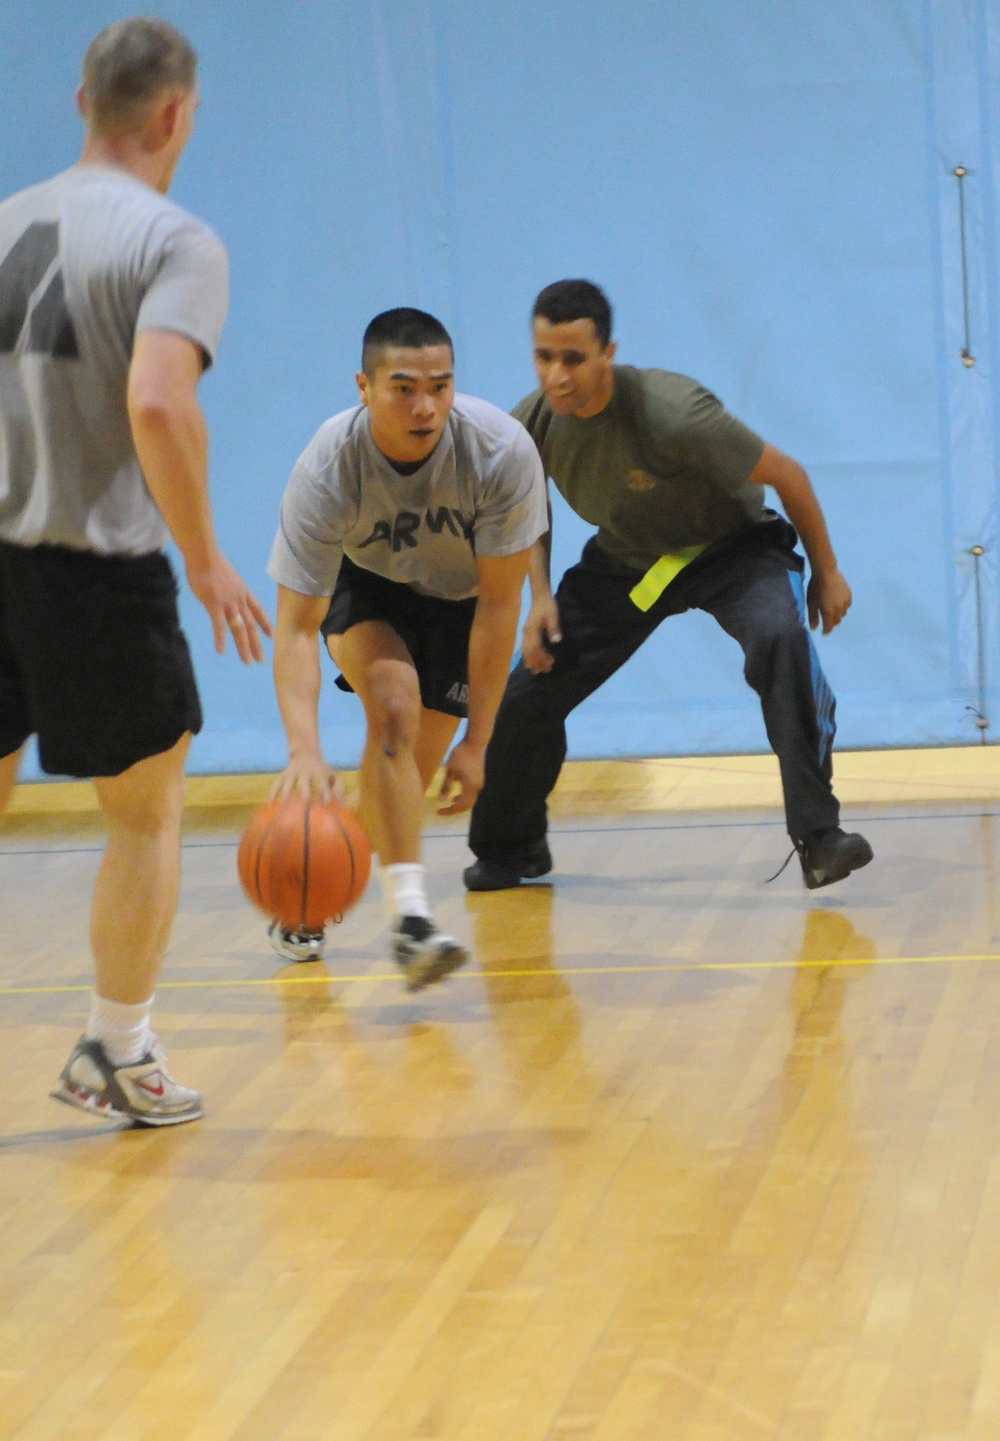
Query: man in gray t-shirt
0 166 228 554
466 279 873 893
0 19 269 1127
267 306 547 987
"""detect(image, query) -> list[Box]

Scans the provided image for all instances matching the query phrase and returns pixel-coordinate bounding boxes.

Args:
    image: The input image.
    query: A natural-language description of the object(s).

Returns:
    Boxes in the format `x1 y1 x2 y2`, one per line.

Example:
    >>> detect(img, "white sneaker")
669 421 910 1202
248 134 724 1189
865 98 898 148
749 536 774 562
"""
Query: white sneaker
268 921 326 962
51 1036 203 1127
391 915 469 992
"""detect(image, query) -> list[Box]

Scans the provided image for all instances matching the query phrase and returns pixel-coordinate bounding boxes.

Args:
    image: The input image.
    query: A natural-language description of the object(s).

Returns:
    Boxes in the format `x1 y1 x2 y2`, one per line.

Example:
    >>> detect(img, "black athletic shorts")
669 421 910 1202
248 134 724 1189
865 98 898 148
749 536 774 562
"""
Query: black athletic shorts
0 540 202 778
320 556 476 718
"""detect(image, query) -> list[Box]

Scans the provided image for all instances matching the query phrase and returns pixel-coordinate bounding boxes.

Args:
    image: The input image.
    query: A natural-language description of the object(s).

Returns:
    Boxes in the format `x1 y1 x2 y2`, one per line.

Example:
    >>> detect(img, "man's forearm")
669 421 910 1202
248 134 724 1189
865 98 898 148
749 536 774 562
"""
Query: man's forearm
465 595 522 748
783 478 835 579
528 538 553 600
527 491 554 600
770 463 838 577
750 443 839 578
273 626 324 759
130 387 219 574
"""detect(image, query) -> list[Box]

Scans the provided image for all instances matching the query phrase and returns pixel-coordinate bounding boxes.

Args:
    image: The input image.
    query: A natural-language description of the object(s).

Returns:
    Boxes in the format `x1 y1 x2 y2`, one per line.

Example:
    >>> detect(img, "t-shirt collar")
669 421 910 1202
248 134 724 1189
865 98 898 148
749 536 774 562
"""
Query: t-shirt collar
361 407 452 478
553 368 622 428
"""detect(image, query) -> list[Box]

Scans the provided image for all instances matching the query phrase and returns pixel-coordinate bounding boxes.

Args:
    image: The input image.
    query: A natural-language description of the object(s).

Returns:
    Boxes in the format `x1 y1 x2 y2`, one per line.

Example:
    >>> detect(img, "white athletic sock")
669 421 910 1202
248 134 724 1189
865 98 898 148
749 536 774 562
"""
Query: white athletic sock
86 993 155 1068
380 862 431 921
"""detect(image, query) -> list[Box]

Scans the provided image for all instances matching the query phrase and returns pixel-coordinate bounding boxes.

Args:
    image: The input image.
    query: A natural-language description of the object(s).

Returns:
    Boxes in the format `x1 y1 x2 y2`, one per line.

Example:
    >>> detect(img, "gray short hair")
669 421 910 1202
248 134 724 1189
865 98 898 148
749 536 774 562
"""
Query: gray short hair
82 17 197 133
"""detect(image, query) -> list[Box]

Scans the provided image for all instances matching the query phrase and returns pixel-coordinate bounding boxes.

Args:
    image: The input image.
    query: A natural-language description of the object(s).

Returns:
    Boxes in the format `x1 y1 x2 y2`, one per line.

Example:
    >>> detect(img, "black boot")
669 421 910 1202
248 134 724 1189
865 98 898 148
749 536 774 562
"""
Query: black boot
463 840 553 892
795 827 873 889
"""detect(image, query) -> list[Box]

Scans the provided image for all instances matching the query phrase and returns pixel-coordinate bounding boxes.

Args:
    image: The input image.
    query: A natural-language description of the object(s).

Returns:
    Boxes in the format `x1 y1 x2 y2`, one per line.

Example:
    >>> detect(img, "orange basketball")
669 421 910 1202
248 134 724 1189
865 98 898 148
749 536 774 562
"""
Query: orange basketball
237 795 371 931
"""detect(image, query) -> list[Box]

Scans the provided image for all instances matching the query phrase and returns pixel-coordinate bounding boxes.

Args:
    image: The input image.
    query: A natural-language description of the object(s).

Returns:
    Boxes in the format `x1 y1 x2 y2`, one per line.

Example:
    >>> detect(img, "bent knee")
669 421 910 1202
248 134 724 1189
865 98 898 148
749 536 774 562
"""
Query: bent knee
366 669 422 752
748 608 808 655
95 738 188 835
98 779 185 838
496 663 573 724
741 613 812 690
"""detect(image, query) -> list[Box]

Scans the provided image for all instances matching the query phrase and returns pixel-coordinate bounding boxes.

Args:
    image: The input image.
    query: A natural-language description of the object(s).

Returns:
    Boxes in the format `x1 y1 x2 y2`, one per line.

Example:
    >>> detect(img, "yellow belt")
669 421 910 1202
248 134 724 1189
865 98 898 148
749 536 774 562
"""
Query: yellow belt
628 544 708 612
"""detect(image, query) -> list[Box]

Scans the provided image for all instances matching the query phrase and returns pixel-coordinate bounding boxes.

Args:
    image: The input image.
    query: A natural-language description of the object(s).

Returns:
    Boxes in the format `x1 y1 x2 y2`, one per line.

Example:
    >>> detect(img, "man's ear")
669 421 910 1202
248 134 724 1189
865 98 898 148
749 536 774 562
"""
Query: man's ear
605 340 618 364
356 370 370 406
144 91 181 153
75 85 88 121
159 92 182 144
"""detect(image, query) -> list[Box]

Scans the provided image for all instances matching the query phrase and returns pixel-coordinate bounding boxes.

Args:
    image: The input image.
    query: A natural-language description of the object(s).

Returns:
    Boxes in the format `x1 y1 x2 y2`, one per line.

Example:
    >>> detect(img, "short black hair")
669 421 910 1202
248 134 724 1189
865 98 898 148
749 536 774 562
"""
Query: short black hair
82 17 197 134
361 308 454 377
532 279 613 349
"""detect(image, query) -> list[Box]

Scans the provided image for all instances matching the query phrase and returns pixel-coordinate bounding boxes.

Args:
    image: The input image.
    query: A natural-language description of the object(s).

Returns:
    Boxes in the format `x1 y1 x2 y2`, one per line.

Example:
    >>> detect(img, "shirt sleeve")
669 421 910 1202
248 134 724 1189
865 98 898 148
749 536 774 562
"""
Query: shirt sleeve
136 219 229 368
266 459 347 596
473 422 549 557
649 378 765 496
510 389 544 431
510 390 549 455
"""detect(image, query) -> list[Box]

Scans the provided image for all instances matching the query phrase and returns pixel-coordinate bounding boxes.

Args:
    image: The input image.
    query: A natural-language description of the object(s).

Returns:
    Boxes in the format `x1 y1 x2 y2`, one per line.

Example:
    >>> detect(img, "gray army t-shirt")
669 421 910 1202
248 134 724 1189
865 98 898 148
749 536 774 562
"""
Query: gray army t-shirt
268 395 548 601
0 164 228 555
512 365 766 571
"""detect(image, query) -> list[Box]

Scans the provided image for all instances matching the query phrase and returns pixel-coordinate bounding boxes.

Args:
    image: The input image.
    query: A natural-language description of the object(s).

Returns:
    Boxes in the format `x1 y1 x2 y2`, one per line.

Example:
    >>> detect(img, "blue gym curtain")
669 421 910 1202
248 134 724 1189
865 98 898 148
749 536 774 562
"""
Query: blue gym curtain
1 0 999 774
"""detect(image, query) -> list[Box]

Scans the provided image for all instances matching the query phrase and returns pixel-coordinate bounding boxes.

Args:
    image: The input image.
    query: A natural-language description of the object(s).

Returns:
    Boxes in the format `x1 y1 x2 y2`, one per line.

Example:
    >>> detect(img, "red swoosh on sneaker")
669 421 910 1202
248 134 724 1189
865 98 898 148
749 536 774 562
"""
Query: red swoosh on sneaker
137 1076 166 1097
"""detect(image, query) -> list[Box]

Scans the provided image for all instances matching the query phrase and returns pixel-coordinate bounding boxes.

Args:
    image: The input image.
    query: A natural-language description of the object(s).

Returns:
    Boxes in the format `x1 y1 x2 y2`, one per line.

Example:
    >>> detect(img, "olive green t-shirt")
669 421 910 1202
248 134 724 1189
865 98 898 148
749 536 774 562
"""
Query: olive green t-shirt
512 365 766 572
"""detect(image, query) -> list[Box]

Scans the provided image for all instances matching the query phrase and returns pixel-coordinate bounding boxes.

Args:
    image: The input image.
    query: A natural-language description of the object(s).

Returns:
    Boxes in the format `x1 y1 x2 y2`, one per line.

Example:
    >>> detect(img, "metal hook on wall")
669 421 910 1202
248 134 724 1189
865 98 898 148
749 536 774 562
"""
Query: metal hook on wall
966 544 989 740
953 166 976 368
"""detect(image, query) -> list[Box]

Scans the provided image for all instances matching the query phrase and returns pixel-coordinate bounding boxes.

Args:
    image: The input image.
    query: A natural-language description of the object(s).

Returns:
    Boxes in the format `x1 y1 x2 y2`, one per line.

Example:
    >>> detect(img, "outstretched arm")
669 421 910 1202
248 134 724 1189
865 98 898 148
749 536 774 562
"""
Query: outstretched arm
271 584 339 799
438 548 531 815
128 329 271 661
749 442 852 634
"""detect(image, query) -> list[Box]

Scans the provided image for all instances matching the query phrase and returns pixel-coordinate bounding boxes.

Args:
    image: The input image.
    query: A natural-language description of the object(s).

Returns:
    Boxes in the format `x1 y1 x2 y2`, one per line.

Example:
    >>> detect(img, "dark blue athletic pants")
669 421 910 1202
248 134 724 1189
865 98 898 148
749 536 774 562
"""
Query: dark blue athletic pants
468 518 841 865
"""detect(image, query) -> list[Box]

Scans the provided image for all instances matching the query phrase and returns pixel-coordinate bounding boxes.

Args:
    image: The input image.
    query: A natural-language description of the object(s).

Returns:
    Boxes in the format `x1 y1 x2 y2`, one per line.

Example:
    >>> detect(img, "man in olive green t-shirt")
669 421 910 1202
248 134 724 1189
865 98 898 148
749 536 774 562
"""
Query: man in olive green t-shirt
465 278 872 892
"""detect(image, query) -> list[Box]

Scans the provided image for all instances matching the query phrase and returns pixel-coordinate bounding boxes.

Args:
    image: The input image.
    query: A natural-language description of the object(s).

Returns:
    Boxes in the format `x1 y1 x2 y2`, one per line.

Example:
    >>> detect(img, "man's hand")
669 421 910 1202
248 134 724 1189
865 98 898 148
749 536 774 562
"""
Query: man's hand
522 594 562 674
271 753 341 802
807 568 852 634
437 737 486 816
186 551 272 662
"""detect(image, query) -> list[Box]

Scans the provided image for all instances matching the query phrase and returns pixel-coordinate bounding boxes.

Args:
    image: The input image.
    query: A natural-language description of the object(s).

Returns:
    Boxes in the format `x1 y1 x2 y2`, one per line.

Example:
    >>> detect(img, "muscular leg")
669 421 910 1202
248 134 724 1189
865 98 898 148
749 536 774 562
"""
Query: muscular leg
328 623 452 864
90 732 190 1005
49 733 203 1124
329 626 467 987
0 738 188 1003
414 707 461 794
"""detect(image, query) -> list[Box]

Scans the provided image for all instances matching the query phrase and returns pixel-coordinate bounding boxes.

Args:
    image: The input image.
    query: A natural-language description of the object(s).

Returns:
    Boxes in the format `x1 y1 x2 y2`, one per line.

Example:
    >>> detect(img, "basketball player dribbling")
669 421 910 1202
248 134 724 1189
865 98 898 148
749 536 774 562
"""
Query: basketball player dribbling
0 18 270 1125
266 308 548 989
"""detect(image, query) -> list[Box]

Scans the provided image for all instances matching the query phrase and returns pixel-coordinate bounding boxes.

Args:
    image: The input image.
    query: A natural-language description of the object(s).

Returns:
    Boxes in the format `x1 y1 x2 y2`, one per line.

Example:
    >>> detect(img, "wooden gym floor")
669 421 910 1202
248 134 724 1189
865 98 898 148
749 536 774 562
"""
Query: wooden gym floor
1 747 1000 1441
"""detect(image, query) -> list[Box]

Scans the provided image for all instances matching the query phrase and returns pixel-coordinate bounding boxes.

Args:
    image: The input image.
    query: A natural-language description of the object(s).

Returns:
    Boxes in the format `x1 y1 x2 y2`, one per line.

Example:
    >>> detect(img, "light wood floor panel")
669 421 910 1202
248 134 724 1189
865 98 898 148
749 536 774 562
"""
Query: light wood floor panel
4 794 1000 1439
6 742 1000 818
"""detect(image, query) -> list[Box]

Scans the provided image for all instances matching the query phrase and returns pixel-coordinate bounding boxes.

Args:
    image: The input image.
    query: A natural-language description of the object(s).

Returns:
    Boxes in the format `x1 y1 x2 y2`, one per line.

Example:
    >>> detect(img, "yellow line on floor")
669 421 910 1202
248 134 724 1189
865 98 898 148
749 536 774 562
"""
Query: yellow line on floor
1 950 998 996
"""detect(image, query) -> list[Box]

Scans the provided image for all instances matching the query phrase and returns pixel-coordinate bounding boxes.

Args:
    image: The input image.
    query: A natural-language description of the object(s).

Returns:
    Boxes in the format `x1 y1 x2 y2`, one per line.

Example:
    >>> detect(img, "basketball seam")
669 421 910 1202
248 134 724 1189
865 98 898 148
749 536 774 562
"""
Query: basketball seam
332 810 357 905
301 802 312 927
253 807 281 915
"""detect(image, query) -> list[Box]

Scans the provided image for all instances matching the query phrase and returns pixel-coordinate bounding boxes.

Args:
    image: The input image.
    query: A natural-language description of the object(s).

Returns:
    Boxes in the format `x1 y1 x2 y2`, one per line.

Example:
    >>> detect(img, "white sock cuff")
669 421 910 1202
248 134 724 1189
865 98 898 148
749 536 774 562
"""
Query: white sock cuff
86 992 155 1067
380 862 431 921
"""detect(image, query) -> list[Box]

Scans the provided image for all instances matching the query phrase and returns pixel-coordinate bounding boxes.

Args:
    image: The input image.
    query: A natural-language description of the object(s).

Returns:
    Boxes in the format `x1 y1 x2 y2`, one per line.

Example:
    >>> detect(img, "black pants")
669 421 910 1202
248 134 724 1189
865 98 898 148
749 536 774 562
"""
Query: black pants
469 520 840 864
